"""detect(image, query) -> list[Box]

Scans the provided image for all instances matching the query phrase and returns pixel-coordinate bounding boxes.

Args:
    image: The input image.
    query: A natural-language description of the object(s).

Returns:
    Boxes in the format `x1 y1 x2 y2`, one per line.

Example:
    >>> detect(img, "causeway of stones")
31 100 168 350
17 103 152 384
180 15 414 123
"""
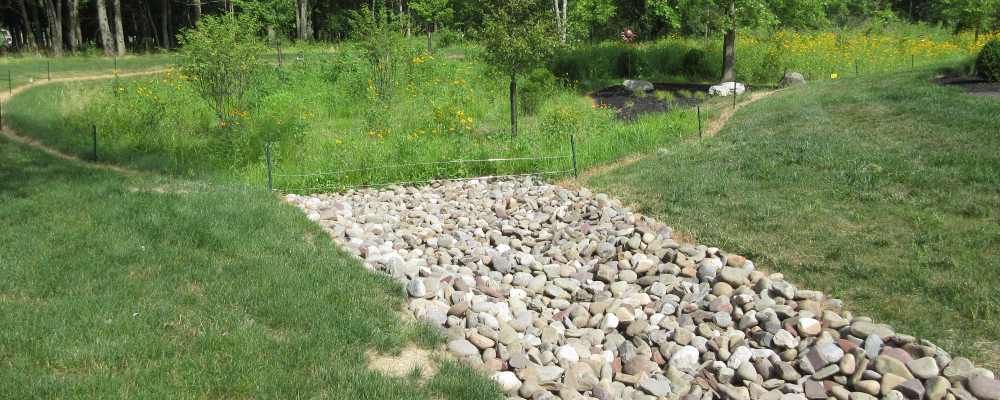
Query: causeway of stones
286 177 999 400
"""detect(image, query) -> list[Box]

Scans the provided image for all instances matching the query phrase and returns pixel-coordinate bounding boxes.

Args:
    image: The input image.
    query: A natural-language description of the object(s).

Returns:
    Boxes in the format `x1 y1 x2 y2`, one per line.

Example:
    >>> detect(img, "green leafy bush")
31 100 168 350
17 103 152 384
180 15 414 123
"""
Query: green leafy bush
519 68 556 115
976 38 1000 82
551 55 584 83
682 48 715 79
437 27 465 47
615 49 650 78
176 14 265 124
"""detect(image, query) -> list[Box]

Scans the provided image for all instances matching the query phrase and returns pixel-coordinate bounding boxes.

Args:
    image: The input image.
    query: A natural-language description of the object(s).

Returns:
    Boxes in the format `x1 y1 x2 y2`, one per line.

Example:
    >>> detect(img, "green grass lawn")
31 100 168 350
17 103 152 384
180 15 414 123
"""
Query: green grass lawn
0 55 175 91
582 64 1000 370
0 134 501 398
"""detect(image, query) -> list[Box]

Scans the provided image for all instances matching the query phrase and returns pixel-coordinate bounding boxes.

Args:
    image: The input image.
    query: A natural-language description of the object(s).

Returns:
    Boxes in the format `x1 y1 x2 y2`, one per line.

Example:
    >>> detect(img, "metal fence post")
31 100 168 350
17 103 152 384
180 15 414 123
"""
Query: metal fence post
277 37 283 68
570 135 578 180
697 106 702 139
92 125 98 161
266 144 273 191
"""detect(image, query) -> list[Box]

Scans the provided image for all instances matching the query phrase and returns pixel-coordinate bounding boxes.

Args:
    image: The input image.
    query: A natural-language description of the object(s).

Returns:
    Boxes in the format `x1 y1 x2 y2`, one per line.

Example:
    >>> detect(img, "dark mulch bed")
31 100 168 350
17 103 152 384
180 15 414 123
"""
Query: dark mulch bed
589 82 775 121
928 76 1000 100
589 82 712 121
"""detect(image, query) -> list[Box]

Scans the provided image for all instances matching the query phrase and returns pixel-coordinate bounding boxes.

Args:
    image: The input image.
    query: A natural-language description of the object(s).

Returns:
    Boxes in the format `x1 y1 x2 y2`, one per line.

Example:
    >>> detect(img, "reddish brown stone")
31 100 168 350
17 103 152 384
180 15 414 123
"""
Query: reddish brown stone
838 339 859 352
784 322 799 337
475 285 506 300
652 349 667 365
881 347 914 363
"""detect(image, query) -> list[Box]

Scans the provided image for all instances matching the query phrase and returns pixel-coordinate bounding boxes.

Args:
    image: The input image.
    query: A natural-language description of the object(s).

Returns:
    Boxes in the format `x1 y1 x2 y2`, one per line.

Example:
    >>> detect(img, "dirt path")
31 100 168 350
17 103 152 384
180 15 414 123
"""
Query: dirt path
556 89 777 190
0 69 167 173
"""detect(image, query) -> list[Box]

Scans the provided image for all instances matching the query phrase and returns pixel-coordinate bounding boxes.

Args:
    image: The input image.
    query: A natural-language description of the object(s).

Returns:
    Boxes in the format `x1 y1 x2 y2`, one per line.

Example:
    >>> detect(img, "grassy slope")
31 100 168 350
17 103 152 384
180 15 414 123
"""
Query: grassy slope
583 66 1000 369
0 135 501 398
0 55 174 90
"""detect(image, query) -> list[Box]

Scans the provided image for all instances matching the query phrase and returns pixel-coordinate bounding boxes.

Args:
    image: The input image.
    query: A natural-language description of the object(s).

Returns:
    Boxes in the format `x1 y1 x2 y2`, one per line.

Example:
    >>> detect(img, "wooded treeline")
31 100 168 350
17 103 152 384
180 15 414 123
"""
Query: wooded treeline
1 0 998 56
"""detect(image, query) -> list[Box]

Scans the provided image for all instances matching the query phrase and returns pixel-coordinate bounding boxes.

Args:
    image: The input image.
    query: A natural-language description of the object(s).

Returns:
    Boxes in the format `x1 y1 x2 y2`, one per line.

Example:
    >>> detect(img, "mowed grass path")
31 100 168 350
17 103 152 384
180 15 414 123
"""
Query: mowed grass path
583 66 1000 370
0 135 500 398
0 55 175 91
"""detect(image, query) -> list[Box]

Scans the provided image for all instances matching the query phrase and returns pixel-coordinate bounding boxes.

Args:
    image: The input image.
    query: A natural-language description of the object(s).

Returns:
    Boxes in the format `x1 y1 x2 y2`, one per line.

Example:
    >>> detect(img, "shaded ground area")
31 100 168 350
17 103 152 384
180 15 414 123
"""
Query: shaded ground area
590 82 712 121
929 76 1000 99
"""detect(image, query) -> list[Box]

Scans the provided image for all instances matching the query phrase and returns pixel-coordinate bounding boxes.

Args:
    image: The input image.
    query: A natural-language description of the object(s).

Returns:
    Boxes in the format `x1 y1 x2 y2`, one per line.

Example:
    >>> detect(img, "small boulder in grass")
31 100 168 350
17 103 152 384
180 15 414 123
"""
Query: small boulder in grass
780 72 806 88
623 79 654 92
709 81 746 97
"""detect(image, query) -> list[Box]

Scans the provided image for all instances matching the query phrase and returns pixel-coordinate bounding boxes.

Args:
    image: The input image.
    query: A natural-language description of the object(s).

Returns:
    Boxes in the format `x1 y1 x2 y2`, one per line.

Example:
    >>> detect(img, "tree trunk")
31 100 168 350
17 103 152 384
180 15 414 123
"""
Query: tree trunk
18 0 35 46
28 0 44 46
720 0 736 83
97 0 114 56
44 0 63 57
296 0 311 43
67 0 80 52
561 0 567 43
510 73 518 139
162 0 171 51
113 0 125 55
193 0 201 23
427 23 432 53
147 2 161 50
553 0 566 44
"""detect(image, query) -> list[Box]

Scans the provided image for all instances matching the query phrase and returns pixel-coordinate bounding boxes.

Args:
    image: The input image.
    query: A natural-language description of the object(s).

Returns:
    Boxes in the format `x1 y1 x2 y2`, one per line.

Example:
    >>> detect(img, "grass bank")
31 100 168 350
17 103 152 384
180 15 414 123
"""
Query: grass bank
0 55 174 91
582 64 1000 370
3 47 699 190
0 134 501 398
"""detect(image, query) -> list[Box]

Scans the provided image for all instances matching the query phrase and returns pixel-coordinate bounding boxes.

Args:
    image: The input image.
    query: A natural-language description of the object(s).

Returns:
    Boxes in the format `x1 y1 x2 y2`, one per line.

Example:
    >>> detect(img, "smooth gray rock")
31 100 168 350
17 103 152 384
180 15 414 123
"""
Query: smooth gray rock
865 334 884 360
425 307 447 326
771 281 796 299
779 72 806 88
640 378 672 396
407 278 427 297
448 339 479 356
536 365 565 382
969 374 1000 400
907 357 940 380
623 79 654 92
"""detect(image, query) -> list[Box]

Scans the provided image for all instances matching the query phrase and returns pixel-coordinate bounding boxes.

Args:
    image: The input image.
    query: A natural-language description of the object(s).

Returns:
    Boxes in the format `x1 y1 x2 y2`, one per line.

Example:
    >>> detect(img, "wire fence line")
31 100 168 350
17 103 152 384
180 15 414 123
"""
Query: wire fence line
277 170 575 193
272 155 573 178
268 135 581 193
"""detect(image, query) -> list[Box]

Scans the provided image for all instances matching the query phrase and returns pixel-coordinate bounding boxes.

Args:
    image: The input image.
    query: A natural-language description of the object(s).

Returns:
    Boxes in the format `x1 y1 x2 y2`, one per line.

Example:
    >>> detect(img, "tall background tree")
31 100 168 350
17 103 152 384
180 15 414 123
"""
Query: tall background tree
410 0 453 52
0 0 997 56
480 0 560 139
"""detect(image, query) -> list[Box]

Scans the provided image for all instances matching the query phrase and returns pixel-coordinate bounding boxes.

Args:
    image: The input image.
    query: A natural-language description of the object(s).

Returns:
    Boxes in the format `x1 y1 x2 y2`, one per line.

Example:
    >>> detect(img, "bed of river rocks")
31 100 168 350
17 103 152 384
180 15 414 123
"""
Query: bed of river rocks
284 177 999 400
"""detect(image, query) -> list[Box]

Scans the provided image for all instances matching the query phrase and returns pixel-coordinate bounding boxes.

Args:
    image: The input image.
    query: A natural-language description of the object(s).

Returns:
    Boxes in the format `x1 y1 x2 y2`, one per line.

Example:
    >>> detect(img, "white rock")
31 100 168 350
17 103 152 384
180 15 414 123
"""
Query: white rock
669 346 701 370
709 81 747 97
490 371 522 391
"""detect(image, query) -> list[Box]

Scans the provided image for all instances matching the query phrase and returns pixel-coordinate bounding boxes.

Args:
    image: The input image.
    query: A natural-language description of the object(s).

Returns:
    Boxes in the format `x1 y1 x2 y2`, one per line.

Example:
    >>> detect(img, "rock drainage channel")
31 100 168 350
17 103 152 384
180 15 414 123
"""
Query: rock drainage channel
285 177 999 400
